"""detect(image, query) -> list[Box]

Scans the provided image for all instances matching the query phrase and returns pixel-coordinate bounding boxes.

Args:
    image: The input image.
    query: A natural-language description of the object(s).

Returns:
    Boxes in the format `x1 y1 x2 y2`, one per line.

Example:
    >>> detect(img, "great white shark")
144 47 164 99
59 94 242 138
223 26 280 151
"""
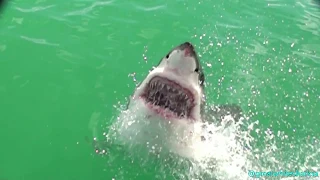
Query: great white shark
93 42 243 159
128 42 242 124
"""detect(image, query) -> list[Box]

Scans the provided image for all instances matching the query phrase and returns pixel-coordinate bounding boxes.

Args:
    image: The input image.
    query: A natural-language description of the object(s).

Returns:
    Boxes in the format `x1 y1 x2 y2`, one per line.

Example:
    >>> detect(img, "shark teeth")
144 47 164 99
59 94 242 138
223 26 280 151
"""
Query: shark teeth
144 77 194 118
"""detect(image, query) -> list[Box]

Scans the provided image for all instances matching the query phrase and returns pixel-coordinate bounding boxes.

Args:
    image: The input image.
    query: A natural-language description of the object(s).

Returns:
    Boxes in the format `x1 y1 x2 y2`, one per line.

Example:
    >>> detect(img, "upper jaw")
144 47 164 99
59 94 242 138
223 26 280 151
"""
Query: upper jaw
137 67 201 97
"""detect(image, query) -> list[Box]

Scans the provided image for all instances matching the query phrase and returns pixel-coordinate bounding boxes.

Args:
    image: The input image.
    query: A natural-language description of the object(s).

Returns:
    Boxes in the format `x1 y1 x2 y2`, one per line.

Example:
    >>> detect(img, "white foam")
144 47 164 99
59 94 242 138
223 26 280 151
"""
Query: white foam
102 99 257 179
96 99 320 180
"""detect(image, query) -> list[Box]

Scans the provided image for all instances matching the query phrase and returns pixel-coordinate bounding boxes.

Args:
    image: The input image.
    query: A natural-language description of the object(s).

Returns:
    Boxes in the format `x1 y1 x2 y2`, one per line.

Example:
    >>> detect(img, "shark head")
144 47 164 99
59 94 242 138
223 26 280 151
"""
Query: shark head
130 42 205 121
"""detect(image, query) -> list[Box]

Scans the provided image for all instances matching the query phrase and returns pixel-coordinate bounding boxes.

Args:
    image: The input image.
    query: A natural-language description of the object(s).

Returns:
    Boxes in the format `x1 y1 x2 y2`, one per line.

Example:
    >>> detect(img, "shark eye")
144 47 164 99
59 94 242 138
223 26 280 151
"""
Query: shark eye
194 68 199 73
166 53 170 59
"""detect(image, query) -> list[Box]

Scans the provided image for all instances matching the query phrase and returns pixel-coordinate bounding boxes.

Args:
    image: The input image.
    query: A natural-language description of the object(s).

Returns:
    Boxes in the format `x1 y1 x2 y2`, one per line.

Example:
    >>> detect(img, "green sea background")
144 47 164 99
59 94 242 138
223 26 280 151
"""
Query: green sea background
0 0 319 179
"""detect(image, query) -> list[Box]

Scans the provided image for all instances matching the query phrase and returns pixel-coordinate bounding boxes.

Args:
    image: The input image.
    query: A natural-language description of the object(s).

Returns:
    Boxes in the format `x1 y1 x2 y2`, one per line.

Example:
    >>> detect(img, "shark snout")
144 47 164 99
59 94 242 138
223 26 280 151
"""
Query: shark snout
178 42 196 58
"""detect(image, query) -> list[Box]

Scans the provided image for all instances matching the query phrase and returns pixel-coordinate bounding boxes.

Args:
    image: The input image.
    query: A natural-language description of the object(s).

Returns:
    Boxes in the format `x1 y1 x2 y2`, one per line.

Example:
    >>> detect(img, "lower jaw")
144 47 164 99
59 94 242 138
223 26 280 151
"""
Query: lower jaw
145 103 178 120
138 98 193 121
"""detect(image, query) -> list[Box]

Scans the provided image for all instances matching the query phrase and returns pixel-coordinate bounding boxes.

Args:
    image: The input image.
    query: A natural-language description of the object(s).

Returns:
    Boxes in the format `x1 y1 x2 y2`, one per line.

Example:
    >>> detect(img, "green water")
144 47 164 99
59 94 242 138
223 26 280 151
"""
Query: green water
0 0 319 179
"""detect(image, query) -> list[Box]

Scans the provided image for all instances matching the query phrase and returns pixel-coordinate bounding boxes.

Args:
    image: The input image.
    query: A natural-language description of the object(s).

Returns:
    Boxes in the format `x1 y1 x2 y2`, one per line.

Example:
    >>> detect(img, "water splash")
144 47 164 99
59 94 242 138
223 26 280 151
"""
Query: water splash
91 96 253 179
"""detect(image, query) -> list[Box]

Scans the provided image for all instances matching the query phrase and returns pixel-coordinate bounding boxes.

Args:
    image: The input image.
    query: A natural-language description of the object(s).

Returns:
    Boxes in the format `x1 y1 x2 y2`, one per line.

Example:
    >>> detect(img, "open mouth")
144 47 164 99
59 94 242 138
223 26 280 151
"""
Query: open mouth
141 76 195 119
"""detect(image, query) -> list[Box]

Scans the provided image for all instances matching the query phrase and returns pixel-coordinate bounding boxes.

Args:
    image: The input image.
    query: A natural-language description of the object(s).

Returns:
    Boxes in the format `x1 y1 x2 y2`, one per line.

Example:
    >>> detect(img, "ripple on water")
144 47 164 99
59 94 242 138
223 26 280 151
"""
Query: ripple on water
131 4 166 12
64 0 115 16
244 40 268 55
15 5 56 13
20 35 60 47
296 0 320 36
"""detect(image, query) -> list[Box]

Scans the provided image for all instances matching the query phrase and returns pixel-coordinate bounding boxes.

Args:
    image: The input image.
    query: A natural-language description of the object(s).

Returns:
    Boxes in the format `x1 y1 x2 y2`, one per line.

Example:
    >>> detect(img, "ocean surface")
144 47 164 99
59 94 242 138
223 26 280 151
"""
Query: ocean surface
0 0 319 180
